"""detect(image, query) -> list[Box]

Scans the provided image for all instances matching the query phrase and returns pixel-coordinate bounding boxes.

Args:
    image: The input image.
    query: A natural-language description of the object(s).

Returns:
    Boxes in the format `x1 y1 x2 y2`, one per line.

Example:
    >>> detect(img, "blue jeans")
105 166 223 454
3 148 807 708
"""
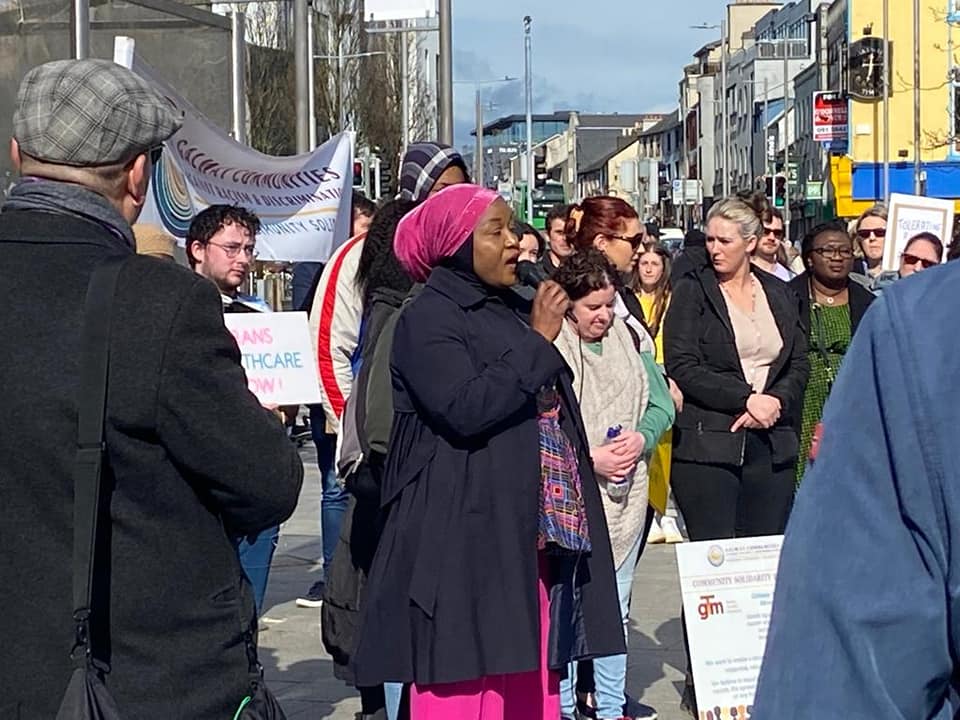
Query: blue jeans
561 529 644 719
238 525 280 614
385 682 403 720
311 411 349 570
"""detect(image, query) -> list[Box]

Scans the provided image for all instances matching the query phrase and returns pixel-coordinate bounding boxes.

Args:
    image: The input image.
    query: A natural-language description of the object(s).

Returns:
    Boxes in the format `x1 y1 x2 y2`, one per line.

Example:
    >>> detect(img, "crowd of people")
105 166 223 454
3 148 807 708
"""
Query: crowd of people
5 58 960 720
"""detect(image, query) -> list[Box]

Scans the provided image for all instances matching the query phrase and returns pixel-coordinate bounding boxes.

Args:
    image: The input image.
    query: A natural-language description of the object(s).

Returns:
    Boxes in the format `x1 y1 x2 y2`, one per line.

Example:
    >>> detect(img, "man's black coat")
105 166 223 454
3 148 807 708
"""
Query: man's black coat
0 210 303 719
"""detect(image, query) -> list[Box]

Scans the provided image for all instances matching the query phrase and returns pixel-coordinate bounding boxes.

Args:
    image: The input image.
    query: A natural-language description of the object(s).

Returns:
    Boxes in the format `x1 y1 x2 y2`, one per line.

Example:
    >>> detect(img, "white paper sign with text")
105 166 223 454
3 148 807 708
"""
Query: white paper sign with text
885 193 954 271
224 312 322 406
676 536 783 720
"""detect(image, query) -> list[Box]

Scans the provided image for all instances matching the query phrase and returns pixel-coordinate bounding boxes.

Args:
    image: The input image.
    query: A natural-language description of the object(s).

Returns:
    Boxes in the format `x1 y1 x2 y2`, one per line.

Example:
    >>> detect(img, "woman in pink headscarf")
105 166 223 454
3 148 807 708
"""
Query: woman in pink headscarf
351 185 624 719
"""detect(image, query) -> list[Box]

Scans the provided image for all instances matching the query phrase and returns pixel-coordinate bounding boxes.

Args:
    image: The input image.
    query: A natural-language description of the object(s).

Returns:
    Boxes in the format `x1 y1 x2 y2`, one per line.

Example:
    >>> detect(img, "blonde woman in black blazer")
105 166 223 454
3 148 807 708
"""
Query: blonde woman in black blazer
664 195 809 543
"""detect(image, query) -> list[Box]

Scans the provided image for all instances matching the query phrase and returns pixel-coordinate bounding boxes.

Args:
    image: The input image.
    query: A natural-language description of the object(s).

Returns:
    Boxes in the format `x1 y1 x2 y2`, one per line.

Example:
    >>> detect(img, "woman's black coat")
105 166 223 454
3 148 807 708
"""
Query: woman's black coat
352 265 625 686
788 271 875 339
664 263 810 467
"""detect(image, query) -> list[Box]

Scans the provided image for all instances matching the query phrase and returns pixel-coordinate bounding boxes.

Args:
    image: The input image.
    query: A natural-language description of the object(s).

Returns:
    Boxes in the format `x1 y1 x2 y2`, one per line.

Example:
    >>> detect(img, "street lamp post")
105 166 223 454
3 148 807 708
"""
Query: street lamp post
524 16 534 224
438 0 454 144
913 0 923 195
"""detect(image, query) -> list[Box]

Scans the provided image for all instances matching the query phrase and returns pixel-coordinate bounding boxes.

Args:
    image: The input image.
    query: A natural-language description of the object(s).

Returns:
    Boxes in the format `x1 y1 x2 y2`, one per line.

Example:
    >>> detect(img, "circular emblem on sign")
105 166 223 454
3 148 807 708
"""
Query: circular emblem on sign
151 153 194 238
707 545 725 567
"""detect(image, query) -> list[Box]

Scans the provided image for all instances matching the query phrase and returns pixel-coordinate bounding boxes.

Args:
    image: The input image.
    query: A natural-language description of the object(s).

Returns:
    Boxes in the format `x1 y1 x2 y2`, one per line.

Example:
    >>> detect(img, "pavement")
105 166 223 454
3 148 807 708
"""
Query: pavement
259 442 689 720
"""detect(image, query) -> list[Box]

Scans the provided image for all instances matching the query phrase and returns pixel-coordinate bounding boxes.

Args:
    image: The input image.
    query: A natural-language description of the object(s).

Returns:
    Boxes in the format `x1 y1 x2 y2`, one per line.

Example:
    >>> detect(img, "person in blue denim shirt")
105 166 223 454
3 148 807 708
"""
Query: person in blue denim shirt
754 260 960 718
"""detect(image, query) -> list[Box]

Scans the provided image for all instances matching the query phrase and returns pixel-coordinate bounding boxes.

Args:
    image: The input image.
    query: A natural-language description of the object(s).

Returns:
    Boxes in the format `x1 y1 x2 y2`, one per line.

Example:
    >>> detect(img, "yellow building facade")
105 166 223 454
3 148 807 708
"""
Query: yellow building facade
830 0 960 217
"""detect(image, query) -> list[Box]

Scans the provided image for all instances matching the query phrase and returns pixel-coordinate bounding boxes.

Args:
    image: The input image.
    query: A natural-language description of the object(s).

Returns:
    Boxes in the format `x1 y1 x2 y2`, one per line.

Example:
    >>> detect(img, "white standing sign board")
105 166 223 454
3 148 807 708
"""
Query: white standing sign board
224 312 322 406
886 193 954 271
676 536 784 720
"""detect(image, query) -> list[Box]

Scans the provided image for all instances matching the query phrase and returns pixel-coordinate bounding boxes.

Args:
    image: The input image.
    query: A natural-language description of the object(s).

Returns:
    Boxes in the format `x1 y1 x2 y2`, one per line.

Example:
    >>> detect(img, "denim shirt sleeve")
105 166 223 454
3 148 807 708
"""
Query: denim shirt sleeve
753 295 955 719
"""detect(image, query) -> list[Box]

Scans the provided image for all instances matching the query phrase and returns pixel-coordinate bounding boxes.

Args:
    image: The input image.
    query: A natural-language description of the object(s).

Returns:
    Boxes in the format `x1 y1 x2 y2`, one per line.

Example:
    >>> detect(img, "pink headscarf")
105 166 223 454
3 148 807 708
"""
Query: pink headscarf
394 184 500 282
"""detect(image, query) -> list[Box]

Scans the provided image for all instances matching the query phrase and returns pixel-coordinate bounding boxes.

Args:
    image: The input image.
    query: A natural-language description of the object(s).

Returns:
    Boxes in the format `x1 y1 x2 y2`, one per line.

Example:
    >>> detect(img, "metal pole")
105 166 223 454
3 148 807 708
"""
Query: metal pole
231 11 247 145
73 0 89 59
401 30 410 155
438 0 454 144
524 15 533 223
913 0 922 195
338 32 347 131
721 17 729 196
783 38 791 244
475 89 484 186
882 0 890 200
294 0 310 153
308 8 316 149
763 77 769 192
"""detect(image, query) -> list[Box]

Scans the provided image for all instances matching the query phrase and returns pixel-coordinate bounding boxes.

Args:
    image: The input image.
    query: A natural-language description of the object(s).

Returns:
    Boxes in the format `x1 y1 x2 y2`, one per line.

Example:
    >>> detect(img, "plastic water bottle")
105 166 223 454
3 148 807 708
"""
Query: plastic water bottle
603 424 633 500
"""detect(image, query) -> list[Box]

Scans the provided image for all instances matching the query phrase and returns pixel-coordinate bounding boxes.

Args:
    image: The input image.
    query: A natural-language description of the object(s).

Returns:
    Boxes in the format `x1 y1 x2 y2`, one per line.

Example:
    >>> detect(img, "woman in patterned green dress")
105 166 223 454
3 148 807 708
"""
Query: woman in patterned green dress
788 221 876 485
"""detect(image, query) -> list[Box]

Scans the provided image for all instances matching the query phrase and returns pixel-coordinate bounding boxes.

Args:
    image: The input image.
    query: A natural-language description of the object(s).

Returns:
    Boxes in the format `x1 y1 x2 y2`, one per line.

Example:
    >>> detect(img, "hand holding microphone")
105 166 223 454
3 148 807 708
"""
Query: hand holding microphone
531 281 571 342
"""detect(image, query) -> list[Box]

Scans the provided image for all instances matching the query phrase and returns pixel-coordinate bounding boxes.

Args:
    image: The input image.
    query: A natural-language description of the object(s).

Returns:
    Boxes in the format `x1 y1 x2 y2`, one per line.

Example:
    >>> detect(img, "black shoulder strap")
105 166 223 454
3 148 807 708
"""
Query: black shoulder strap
71 255 126 664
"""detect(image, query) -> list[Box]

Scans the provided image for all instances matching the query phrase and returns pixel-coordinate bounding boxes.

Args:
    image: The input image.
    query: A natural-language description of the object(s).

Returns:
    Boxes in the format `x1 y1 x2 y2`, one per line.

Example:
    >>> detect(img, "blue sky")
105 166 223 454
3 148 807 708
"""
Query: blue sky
452 0 724 147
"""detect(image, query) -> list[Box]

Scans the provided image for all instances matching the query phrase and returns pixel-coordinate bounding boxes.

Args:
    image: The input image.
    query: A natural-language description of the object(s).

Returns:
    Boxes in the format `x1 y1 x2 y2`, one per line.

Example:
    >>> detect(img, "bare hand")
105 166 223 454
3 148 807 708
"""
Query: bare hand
668 377 684 413
610 430 645 462
592 443 638 479
730 412 764 432
531 280 570 342
746 393 781 428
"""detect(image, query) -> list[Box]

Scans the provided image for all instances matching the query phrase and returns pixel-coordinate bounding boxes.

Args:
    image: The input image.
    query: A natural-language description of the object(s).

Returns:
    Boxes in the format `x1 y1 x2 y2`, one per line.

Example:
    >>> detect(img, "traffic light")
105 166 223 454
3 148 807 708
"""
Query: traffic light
764 175 773 201
534 152 547 188
774 175 786 208
352 160 365 190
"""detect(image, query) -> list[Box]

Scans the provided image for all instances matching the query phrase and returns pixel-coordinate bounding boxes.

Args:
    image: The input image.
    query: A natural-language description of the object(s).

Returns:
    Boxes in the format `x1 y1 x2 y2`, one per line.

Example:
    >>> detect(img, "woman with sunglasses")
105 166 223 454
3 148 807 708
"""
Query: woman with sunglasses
788 221 875 486
899 232 944 278
850 204 887 281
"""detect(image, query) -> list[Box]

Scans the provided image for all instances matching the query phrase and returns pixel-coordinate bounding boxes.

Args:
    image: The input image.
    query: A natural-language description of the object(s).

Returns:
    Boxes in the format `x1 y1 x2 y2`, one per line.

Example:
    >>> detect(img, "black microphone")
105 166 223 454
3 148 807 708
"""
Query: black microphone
516 260 548 289
516 260 578 323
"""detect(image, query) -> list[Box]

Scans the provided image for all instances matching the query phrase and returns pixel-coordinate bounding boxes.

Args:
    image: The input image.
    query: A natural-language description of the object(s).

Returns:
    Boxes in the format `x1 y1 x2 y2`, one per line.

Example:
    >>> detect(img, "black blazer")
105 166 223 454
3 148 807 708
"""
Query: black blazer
788 272 875 338
664 263 809 467
0 210 303 719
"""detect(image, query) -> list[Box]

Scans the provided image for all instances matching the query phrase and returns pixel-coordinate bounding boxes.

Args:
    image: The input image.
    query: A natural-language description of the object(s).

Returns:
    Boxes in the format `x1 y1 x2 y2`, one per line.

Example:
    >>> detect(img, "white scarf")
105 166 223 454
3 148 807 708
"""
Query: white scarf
555 318 650 568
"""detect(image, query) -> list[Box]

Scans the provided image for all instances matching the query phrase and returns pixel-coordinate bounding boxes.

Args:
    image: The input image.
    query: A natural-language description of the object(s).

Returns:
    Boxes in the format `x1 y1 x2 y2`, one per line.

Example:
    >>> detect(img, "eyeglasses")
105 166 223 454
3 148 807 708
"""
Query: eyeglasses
763 226 785 239
811 246 854 259
609 233 645 250
149 145 164 166
857 227 886 239
901 252 939 269
207 241 259 259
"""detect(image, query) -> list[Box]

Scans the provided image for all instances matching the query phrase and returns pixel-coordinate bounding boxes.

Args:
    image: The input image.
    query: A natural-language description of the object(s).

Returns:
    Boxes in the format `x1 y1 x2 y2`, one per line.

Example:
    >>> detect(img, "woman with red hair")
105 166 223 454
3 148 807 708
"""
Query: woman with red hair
559 197 679 720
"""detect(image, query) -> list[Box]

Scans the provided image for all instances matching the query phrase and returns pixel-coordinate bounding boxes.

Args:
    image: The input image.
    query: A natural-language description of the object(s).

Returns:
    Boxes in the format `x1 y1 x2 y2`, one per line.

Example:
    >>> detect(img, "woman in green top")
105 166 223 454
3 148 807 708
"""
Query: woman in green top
788 221 875 485
551 249 675 720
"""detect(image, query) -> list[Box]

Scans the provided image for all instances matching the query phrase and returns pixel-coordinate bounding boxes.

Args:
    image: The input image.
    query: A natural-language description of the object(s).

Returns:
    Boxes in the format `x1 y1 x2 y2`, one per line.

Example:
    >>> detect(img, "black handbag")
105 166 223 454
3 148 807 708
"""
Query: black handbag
55 257 286 720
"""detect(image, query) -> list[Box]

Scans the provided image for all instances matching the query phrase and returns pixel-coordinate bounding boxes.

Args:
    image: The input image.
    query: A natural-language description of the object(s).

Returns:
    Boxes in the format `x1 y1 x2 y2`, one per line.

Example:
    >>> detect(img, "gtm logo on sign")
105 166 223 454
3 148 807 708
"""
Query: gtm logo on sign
698 594 725 620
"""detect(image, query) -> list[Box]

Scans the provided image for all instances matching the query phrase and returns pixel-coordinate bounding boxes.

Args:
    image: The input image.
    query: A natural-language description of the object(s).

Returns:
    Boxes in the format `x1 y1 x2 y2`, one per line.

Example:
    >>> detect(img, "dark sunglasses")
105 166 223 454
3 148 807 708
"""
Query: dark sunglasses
901 252 939 269
149 145 164 165
857 227 886 239
763 226 785 239
811 246 854 259
609 233 645 250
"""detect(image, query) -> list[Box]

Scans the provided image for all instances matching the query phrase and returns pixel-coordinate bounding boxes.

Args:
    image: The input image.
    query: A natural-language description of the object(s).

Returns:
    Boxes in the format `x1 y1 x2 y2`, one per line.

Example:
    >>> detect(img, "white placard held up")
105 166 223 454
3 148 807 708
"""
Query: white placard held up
885 193 954 271
676 536 783 719
224 312 322 406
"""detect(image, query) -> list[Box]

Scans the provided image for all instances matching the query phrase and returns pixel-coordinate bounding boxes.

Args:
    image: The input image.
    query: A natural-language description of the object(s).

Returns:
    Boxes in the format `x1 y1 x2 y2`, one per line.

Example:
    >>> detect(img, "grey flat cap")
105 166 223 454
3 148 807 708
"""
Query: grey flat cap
13 59 183 167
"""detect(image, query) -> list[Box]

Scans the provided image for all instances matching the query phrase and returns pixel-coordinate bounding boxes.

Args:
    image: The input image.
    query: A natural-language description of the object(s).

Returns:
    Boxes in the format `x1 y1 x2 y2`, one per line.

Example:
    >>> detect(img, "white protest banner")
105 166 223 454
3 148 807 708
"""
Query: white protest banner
116 38 353 262
676 536 783 720
885 193 954 271
224 312 322 406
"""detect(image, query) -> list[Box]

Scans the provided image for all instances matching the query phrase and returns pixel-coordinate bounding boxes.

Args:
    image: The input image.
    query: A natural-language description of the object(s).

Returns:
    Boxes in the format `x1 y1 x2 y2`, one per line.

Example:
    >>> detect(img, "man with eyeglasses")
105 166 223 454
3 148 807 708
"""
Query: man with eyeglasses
187 204 281 614
187 204 270 313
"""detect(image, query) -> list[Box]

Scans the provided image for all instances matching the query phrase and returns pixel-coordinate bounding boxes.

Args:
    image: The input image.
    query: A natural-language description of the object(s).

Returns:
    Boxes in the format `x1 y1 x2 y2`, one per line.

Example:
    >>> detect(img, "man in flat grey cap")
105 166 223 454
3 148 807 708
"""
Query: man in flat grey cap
0 60 303 718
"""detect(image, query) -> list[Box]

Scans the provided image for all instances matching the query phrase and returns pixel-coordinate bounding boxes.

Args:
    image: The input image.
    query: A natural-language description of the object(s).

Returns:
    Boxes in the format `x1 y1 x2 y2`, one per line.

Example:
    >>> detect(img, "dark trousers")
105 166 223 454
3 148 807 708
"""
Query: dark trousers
671 431 795 542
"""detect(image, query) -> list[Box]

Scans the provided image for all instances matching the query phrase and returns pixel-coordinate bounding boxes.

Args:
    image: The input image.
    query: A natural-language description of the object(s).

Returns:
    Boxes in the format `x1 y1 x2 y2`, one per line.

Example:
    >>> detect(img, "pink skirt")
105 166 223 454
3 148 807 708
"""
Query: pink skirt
409 558 560 720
